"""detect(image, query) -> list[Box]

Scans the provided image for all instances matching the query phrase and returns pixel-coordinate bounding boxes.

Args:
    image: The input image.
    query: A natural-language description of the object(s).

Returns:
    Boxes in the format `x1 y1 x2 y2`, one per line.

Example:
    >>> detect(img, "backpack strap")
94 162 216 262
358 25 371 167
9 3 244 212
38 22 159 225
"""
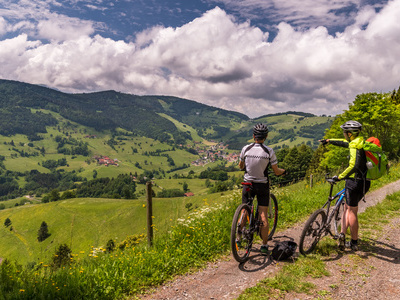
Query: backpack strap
260 143 271 178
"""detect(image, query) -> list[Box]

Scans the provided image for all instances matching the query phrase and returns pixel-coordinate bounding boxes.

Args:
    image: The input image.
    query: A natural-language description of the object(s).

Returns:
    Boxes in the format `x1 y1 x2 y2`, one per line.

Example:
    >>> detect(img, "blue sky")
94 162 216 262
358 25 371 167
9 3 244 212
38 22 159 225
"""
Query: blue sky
0 0 398 117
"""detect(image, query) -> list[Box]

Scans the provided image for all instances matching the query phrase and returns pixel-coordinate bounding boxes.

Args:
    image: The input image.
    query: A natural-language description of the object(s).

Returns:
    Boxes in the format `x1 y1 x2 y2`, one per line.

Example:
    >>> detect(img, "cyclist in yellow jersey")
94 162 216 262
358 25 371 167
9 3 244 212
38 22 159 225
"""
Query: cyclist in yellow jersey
320 120 370 251
239 123 285 255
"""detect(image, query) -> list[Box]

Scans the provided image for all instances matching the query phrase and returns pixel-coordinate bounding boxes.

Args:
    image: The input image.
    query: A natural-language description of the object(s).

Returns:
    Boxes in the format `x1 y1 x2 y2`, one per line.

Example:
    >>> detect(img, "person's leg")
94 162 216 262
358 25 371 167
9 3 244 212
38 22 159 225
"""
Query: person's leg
347 206 359 240
258 206 269 245
254 182 270 255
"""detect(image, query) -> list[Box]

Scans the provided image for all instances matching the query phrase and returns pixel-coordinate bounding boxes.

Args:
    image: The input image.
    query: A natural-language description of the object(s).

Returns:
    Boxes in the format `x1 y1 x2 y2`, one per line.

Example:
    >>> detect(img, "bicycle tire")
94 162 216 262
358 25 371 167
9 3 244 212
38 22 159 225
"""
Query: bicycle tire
299 209 327 255
332 202 344 236
267 193 278 240
231 204 253 263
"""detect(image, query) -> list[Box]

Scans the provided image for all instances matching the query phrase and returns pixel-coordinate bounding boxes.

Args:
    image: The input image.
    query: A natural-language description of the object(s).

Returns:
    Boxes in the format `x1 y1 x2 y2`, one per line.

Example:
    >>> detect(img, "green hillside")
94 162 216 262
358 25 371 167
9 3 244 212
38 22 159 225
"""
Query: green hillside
0 79 249 143
225 112 334 150
0 191 223 265
0 79 331 149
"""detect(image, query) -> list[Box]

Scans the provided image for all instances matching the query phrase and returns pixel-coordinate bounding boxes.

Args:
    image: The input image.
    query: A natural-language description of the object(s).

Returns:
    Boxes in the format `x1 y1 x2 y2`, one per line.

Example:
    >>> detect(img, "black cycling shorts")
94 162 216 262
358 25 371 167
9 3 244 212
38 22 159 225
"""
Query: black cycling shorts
242 182 270 207
345 179 371 207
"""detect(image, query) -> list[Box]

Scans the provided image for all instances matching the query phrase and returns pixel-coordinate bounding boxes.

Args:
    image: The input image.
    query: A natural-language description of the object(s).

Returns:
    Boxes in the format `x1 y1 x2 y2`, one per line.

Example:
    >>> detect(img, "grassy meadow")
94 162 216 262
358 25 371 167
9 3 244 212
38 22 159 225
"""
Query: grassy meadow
0 190 224 265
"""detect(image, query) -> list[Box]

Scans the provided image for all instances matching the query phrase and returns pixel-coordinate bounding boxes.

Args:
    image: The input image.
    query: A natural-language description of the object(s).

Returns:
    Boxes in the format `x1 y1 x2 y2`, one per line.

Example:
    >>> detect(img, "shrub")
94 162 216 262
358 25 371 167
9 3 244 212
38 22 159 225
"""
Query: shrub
52 244 72 269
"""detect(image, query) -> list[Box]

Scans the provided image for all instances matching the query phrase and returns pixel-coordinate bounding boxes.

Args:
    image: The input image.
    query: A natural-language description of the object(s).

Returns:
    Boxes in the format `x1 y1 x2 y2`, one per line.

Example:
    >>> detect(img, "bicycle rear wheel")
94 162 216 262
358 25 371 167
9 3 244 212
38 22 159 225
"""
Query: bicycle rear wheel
299 209 327 255
267 193 278 240
231 204 253 263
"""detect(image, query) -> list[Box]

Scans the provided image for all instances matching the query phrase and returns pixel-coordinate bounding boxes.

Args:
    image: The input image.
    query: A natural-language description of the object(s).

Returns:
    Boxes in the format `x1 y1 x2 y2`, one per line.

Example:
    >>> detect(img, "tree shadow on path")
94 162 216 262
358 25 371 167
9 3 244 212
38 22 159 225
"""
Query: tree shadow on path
357 237 400 264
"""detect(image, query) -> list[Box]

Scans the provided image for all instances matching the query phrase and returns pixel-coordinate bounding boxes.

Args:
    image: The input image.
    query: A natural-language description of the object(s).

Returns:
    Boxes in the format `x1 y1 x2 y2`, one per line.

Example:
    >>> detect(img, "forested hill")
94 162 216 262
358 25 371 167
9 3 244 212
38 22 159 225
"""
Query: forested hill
0 79 335 150
0 79 248 143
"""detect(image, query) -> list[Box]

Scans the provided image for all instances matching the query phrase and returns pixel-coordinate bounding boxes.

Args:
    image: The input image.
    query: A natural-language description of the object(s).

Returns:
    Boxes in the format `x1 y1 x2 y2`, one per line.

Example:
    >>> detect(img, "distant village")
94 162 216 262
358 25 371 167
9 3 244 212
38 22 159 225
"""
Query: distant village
189 142 239 166
93 155 119 166
91 141 239 168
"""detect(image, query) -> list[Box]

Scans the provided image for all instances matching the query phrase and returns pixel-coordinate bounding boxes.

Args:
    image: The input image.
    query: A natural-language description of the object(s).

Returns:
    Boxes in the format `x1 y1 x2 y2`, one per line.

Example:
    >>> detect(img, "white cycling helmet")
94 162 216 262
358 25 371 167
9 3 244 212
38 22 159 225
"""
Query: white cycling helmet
340 120 362 133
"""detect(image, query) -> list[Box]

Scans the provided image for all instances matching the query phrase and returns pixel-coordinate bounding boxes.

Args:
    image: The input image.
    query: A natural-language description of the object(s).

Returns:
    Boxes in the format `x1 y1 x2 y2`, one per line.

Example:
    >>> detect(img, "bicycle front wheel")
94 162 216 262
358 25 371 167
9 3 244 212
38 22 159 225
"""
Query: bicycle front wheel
268 193 278 240
332 202 345 236
231 204 253 263
299 209 327 255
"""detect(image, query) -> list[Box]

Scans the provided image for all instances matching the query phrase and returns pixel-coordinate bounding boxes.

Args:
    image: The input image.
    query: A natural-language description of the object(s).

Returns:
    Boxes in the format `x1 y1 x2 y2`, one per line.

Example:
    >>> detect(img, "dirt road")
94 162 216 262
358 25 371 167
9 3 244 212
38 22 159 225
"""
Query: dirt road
139 180 400 300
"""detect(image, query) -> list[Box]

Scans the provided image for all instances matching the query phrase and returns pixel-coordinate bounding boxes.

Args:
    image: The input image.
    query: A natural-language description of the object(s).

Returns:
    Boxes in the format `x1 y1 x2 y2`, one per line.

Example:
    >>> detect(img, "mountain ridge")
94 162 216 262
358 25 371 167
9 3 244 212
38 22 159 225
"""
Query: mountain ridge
0 79 333 149
0 79 253 142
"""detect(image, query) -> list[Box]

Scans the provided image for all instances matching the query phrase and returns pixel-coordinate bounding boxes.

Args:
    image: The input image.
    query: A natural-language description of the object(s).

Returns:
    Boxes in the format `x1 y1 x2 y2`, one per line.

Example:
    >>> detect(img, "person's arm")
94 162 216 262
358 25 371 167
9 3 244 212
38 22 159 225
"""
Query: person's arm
239 159 245 170
327 138 349 148
339 147 358 179
271 164 285 176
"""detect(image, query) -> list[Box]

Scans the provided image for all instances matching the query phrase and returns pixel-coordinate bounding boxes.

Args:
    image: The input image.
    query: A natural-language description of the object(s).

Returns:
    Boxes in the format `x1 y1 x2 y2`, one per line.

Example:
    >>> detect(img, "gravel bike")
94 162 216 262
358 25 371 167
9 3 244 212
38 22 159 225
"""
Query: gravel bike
231 182 278 263
299 177 346 255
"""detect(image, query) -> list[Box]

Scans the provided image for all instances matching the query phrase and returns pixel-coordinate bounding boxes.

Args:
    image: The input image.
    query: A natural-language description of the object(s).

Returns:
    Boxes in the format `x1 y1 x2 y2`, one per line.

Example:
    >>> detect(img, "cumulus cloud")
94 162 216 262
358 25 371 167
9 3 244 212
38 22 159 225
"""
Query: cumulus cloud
0 16 7 35
0 1 400 118
208 0 389 32
0 0 101 40
36 15 95 41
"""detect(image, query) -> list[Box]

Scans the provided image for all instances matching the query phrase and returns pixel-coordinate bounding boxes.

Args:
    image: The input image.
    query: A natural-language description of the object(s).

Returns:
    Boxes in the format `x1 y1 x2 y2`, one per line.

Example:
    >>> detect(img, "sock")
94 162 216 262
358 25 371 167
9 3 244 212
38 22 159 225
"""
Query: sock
351 239 358 245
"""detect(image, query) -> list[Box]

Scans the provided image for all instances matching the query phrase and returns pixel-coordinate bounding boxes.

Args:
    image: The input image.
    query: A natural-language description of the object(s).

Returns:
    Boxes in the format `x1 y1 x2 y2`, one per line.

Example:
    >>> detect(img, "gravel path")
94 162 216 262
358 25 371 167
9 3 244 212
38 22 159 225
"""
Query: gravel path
139 180 400 300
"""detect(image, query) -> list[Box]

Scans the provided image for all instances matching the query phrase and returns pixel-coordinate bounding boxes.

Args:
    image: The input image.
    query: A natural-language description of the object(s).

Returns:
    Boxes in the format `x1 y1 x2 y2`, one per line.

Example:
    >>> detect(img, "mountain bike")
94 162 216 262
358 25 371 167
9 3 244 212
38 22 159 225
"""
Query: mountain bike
230 182 278 263
299 176 346 255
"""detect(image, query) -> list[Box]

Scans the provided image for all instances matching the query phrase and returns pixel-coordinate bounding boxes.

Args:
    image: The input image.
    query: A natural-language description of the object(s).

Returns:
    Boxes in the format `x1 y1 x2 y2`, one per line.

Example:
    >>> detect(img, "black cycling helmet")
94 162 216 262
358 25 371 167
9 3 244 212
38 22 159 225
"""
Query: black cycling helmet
253 123 269 139
340 120 362 133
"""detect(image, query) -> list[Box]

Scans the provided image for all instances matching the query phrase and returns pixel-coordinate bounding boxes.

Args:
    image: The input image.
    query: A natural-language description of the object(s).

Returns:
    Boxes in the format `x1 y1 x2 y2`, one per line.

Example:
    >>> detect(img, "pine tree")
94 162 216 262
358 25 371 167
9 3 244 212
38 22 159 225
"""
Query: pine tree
37 221 50 242
4 217 11 227
183 182 189 192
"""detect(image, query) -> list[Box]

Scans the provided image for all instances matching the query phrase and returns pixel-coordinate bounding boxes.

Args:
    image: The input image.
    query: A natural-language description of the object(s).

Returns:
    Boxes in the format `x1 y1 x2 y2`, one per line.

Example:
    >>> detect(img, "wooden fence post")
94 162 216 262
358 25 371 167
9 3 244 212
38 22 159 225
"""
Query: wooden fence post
310 174 313 189
146 181 153 247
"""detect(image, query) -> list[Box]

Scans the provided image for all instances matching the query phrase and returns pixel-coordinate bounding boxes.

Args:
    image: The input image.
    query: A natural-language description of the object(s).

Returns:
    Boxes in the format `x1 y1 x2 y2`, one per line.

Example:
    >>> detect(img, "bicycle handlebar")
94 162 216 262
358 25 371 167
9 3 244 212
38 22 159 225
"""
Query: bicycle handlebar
325 174 341 184
325 178 337 184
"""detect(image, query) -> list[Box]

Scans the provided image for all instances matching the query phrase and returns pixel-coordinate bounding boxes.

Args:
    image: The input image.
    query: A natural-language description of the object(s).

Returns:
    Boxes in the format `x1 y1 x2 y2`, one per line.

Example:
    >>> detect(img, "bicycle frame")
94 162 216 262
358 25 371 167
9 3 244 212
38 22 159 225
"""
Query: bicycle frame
322 179 346 237
242 183 260 236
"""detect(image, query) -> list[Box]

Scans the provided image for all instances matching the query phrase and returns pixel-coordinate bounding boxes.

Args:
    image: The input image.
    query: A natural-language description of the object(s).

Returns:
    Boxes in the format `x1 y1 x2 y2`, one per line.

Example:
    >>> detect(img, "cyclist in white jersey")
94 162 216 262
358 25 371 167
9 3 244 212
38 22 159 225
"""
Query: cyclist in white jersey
239 123 285 255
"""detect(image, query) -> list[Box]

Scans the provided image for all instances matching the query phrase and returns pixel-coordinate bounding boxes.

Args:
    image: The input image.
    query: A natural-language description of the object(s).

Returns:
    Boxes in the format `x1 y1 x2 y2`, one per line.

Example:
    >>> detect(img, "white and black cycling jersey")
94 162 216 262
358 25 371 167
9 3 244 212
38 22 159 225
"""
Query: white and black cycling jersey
239 143 277 183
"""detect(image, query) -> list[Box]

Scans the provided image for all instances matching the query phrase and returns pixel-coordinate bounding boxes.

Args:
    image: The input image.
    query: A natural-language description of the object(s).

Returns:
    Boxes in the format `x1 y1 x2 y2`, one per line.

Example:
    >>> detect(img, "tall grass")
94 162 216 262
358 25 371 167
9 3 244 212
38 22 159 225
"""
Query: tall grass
1 163 399 299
